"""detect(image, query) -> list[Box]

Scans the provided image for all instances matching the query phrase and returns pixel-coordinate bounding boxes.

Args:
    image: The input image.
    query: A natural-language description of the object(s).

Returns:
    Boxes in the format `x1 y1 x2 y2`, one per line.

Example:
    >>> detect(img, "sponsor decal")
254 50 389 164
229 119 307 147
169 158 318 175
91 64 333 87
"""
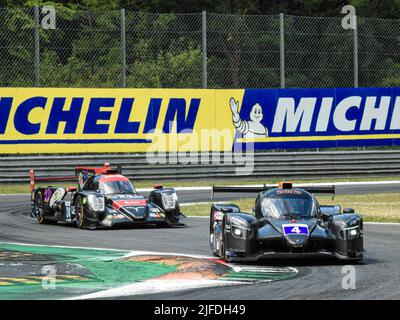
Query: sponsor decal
112 199 147 210
3 87 400 153
277 189 302 195
43 188 53 202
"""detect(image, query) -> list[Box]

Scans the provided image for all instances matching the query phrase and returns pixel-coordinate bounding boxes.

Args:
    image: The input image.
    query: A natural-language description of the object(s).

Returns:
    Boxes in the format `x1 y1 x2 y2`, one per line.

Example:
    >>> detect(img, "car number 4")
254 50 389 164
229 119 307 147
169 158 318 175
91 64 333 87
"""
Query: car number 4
291 226 301 234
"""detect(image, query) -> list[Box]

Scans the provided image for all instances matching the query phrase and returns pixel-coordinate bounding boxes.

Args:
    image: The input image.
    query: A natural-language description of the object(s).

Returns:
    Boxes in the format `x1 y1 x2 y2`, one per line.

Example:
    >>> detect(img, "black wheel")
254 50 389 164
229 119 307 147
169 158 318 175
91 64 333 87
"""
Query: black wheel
221 216 232 262
75 196 89 229
34 191 51 224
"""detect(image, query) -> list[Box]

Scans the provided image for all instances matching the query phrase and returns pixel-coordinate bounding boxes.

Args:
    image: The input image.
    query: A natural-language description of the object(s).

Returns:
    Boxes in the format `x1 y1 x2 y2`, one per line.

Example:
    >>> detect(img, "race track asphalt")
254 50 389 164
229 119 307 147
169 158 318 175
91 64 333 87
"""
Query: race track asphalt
0 183 399 299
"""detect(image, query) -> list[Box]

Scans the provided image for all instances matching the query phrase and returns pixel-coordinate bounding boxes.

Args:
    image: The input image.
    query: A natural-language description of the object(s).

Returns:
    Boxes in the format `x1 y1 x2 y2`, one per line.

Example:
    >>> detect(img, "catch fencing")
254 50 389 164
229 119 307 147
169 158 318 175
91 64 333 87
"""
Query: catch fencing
0 8 400 89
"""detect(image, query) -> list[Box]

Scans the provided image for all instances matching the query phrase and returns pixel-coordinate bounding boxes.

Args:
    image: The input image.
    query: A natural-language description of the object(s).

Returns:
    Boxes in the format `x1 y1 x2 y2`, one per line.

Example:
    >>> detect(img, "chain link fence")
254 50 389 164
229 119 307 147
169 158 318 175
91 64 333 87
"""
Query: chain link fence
0 7 400 89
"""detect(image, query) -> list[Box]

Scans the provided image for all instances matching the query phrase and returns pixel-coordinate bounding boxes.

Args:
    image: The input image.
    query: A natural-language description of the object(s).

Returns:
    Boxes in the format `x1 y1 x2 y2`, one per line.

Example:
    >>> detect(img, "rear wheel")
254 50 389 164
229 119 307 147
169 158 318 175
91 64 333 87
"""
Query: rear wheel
34 191 51 224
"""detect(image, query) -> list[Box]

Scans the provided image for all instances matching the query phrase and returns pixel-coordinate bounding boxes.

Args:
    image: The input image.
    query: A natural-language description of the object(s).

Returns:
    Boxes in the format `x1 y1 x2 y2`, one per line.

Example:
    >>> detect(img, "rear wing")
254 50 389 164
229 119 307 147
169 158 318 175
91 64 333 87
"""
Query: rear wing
29 170 77 193
74 163 121 190
211 185 271 200
29 163 122 192
211 184 335 200
74 163 121 176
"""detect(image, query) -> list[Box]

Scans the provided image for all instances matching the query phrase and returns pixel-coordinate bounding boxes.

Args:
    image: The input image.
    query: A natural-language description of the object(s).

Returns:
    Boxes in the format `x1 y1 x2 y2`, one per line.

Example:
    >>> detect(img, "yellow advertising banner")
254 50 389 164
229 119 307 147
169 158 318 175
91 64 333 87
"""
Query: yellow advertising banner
0 88 242 153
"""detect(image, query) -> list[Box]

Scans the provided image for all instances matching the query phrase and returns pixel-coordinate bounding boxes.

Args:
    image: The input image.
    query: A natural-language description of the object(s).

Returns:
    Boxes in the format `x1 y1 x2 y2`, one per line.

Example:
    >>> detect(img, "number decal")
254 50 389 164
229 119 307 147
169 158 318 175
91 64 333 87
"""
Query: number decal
282 224 309 235
290 226 301 234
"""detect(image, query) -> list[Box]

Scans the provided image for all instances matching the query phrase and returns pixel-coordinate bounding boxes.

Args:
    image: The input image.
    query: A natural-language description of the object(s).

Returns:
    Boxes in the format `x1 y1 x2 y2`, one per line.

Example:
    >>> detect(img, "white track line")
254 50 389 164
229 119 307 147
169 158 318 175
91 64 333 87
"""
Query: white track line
0 241 216 259
3 179 400 196
69 279 245 300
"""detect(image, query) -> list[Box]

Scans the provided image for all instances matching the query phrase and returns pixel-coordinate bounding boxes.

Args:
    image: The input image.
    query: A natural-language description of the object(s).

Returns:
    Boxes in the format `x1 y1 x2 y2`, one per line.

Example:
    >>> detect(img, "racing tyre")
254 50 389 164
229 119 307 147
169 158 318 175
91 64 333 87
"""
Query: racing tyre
221 217 233 262
75 196 90 229
34 191 52 224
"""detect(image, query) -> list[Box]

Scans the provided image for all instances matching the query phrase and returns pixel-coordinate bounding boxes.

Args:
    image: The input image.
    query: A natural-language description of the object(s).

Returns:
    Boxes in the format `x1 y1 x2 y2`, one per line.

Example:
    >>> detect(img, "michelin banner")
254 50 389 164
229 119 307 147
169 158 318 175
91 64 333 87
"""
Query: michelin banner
1 87 400 153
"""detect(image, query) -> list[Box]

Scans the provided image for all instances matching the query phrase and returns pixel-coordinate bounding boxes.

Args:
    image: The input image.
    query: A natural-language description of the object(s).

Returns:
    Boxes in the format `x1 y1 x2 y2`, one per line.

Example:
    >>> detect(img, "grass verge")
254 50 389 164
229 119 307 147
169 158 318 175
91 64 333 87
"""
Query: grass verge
2 175 400 194
182 193 400 223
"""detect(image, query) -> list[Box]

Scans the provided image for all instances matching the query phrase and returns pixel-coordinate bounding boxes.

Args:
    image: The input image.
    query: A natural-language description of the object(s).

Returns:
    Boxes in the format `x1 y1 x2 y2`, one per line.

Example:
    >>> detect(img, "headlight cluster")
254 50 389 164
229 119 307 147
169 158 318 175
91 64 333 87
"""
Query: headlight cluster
230 217 249 240
87 195 105 212
339 225 360 240
161 192 178 210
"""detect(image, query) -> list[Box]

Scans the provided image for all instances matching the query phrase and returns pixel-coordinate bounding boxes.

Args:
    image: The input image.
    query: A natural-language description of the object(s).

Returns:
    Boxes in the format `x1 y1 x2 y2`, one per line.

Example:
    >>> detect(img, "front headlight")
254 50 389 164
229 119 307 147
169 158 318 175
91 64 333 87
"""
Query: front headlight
230 217 249 239
339 225 360 240
161 192 178 210
87 195 105 212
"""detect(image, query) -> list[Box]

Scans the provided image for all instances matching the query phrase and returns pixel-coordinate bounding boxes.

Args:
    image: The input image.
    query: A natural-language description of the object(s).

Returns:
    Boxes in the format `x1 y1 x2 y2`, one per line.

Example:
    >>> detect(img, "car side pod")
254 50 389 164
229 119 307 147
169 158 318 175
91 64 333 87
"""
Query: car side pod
210 203 258 260
331 213 364 260
148 186 182 224
224 213 258 259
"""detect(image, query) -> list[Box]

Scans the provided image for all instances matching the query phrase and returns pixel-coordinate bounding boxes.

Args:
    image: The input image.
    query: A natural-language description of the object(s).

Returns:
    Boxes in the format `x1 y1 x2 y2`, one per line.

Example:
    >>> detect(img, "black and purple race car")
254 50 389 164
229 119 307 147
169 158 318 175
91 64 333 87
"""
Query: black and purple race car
30 163 185 229
209 182 363 262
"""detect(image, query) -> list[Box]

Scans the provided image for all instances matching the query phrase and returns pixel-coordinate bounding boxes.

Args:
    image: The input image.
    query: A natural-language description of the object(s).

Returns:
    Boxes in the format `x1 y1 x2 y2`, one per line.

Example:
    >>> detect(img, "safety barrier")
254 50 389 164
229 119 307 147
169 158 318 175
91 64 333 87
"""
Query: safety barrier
1 150 400 183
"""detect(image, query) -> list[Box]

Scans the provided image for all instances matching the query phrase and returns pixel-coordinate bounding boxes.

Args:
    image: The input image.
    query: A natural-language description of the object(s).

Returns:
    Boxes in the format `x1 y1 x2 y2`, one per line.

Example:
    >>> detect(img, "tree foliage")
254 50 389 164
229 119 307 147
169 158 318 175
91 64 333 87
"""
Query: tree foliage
0 1 399 88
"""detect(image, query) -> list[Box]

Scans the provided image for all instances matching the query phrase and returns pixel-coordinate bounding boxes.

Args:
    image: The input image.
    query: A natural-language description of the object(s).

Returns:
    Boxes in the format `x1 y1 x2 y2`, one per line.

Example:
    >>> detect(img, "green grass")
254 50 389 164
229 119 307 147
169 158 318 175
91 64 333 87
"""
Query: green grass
181 193 400 223
2 175 400 194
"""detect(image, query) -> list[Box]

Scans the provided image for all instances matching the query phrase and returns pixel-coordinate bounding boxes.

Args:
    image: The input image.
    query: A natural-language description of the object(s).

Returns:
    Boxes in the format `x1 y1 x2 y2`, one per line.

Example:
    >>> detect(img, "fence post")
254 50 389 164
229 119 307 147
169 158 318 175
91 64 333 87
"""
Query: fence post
279 13 285 89
34 6 40 87
353 15 358 87
201 11 207 88
120 8 126 88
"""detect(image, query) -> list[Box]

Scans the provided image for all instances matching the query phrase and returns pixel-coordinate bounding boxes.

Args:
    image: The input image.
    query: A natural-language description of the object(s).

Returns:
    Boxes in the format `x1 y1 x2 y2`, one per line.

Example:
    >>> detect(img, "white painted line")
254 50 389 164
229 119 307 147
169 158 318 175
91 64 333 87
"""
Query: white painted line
186 217 400 225
2 179 400 196
69 279 245 300
364 222 400 226
0 241 217 259
0 241 129 252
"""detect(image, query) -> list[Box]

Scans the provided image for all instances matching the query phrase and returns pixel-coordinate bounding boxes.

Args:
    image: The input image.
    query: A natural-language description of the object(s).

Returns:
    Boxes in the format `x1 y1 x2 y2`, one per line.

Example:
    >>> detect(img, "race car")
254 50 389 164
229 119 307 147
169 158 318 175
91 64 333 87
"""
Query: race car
29 163 185 229
209 182 363 262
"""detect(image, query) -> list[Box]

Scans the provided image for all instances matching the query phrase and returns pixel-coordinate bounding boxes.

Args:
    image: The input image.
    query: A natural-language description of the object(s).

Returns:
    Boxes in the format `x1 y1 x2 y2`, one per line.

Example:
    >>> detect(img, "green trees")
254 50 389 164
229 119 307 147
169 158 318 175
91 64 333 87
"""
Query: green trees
0 1 399 88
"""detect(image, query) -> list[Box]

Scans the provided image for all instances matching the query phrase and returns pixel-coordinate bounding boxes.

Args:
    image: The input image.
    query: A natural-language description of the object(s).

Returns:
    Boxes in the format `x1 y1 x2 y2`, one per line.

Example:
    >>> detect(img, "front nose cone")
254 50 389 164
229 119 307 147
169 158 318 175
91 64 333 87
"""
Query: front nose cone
285 234 309 248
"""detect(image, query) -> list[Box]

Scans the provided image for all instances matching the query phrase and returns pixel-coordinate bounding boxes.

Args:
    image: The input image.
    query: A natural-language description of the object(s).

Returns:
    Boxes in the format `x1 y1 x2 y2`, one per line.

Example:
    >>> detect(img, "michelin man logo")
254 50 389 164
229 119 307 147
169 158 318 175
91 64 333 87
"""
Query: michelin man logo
230 97 269 138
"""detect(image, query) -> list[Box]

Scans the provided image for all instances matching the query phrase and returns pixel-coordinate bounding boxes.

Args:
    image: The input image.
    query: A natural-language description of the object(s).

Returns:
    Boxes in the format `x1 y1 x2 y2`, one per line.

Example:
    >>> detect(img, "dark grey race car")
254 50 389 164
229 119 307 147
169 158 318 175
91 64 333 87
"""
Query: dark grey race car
30 164 185 229
209 182 363 263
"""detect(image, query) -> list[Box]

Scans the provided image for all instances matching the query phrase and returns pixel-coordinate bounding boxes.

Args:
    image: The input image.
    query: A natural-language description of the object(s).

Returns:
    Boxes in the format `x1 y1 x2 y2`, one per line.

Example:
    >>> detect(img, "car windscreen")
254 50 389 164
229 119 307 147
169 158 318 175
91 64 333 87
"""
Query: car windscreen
101 180 136 195
261 192 314 218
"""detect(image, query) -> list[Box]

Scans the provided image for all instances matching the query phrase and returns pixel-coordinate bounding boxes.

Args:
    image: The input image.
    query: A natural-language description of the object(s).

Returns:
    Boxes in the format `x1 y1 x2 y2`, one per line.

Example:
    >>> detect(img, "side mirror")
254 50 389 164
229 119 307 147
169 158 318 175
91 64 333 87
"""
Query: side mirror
221 207 233 214
320 212 330 222
343 208 355 214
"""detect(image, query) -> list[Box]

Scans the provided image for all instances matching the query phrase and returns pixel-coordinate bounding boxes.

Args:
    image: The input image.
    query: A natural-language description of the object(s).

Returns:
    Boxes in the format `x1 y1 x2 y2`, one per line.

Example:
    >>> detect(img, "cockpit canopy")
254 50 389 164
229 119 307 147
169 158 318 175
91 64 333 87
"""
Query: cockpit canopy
260 188 318 219
82 174 136 195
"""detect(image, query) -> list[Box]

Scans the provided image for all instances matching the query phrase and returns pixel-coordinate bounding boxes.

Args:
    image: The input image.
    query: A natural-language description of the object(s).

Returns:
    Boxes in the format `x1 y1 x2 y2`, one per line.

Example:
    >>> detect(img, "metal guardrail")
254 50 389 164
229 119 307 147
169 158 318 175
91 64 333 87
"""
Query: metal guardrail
1 150 400 183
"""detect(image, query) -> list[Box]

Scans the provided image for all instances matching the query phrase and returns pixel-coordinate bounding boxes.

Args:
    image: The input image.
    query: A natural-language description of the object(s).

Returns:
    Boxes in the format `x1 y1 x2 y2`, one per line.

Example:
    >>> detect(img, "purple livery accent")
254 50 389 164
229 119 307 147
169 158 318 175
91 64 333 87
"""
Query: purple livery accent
44 188 53 202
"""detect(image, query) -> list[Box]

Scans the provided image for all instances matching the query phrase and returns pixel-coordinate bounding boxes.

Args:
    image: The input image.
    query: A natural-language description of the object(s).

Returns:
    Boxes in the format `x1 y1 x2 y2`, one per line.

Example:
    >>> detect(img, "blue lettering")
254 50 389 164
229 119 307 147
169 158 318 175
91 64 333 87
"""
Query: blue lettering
14 97 47 135
0 97 12 134
143 98 162 133
46 97 83 134
163 98 200 133
115 98 140 134
83 98 115 134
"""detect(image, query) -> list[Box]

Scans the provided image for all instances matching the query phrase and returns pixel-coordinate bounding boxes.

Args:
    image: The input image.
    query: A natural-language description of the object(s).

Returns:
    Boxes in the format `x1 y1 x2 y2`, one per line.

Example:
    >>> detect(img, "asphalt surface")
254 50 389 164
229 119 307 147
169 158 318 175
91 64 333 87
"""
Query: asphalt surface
0 184 400 299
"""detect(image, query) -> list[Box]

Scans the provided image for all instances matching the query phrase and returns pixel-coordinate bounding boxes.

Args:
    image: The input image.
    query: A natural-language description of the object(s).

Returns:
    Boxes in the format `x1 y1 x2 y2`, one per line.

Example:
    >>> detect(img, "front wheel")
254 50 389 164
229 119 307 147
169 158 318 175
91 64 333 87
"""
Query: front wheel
75 197 90 229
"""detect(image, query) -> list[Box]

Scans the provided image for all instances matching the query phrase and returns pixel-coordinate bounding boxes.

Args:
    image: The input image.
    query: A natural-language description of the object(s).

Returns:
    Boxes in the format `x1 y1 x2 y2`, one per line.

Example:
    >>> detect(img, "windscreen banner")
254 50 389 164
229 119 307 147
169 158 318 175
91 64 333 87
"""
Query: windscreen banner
0 87 399 153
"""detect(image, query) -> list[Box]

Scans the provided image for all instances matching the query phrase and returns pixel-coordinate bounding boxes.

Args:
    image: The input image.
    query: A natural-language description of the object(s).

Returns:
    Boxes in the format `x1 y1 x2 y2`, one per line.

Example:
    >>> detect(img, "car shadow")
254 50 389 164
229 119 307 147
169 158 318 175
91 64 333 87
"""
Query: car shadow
52 221 188 230
232 256 371 267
